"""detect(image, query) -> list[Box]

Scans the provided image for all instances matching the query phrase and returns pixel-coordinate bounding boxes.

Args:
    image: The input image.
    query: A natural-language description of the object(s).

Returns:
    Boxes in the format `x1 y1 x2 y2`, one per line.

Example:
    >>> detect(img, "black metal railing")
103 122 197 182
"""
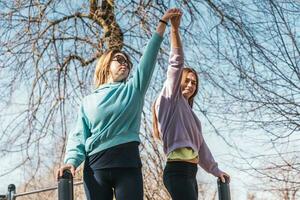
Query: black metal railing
217 177 231 200
0 171 82 200
1 171 231 200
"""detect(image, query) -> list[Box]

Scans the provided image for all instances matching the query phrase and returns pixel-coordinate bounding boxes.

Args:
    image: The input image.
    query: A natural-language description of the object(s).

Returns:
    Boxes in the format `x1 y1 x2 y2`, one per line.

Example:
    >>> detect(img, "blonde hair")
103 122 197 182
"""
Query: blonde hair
152 67 199 139
152 100 160 139
94 50 132 88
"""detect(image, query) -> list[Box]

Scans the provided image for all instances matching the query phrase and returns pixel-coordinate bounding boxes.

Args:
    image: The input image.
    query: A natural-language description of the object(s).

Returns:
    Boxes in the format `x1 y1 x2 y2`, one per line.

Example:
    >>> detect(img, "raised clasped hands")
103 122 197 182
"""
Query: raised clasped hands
170 9 183 30
161 8 182 24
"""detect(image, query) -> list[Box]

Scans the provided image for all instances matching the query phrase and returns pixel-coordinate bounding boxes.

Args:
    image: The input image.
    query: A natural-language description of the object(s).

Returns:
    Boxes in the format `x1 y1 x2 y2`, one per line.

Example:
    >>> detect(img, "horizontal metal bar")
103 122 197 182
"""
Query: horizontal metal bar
14 181 83 197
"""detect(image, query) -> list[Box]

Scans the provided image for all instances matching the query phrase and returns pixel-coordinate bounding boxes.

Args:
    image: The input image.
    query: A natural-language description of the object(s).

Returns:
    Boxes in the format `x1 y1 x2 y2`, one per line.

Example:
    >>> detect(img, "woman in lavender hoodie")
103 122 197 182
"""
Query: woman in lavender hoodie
152 12 230 200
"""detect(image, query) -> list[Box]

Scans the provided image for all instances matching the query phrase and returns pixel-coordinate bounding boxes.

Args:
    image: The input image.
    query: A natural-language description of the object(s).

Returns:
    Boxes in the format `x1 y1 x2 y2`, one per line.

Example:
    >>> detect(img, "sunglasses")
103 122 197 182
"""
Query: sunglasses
112 55 132 69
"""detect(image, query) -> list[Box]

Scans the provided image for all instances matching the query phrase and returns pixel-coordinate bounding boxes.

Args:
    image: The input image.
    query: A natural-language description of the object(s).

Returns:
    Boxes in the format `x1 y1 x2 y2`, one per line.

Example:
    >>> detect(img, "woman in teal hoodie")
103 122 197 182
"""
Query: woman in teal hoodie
56 8 182 200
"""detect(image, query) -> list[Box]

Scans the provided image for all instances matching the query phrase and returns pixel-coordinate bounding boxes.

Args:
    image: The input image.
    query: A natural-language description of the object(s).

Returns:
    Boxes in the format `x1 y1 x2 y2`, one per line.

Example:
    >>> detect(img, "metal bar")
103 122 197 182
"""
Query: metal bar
0 194 6 200
14 186 57 197
7 184 16 200
217 177 231 200
58 170 74 200
13 181 83 198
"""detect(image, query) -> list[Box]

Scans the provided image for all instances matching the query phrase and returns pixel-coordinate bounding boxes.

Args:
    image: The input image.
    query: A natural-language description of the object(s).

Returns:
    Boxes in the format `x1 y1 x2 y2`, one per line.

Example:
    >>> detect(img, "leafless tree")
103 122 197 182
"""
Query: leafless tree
0 0 299 198
192 0 300 193
244 156 299 200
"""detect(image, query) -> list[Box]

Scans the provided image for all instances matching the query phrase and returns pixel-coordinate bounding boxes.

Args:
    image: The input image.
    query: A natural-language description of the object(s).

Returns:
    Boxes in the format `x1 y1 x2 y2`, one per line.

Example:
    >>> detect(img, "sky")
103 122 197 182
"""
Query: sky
0 1 299 200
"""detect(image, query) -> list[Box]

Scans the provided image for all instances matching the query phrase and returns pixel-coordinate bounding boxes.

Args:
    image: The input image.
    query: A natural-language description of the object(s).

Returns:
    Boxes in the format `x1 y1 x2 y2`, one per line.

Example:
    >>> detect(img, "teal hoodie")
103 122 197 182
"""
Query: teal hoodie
64 33 163 168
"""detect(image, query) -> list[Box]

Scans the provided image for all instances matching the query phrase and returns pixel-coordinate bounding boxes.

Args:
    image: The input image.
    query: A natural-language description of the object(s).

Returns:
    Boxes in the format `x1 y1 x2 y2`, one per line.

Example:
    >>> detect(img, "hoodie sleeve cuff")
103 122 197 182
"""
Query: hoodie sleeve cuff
65 158 80 169
169 47 184 68
171 47 184 57
210 163 222 177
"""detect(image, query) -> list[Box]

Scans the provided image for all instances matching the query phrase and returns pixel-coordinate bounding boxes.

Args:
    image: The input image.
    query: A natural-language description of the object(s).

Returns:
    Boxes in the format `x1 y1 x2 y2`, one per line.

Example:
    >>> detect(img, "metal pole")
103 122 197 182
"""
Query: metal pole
0 194 6 200
58 170 73 200
7 184 16 200
217 177 231 200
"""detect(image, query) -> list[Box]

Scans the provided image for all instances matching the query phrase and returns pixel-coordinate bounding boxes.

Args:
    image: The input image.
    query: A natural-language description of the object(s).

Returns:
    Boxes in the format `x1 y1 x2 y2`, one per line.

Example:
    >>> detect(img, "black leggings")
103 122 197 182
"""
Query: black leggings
163 161 198 200
83 167 143 200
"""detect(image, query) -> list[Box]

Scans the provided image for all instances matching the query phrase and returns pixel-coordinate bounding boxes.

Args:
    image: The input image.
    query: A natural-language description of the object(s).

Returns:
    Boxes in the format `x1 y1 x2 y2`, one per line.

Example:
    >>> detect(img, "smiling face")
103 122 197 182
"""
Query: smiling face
108 53 132 83
180 68 199 105
181 72 197 99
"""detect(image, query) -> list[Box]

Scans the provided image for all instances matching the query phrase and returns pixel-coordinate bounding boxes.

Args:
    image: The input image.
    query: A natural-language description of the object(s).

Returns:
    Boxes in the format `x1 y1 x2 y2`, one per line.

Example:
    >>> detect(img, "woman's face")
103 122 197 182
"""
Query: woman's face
181 72 197 100
109 53 131 82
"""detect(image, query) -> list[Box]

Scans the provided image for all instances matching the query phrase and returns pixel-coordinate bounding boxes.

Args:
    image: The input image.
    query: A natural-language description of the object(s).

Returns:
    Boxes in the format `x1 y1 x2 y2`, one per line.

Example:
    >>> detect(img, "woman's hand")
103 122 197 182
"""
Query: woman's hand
218 171 230 183
170 10 183 30
169 9 183 48
161 8 182 24
56 163 76 180
156 8 182 36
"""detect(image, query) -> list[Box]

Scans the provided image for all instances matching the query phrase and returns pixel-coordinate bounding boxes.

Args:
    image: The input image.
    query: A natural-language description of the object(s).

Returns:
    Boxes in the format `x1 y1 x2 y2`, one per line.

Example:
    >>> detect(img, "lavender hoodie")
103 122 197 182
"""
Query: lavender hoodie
155 48 221 177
